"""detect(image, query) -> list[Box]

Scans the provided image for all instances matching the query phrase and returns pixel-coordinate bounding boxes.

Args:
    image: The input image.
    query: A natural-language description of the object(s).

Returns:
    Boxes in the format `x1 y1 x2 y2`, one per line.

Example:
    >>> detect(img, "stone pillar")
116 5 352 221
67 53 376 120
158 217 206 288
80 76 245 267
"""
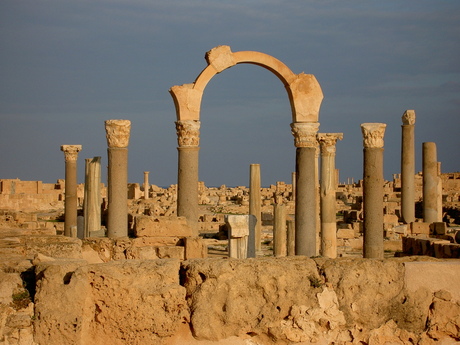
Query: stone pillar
423 142 438 223
318 133 343 258
105 119 131 238
291 172 296 201
291 122 319 256
249 164 262 253
176 120 200 235
143 171 150 200
361 123 386 259
273 202 287 257
84 157 102 238
315 146 321 255
60 145 82 237
401 110 416 224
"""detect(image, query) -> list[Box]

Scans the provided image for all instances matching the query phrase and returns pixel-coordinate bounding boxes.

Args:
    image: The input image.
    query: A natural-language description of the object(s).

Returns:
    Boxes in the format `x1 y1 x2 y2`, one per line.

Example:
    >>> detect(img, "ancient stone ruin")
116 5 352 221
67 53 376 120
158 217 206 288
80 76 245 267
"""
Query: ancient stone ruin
1 46 459 344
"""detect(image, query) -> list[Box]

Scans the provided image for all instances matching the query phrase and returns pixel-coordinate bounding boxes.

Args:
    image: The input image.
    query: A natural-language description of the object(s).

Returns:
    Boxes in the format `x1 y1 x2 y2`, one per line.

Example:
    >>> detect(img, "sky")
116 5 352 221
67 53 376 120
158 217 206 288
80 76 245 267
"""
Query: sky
1 1 459 187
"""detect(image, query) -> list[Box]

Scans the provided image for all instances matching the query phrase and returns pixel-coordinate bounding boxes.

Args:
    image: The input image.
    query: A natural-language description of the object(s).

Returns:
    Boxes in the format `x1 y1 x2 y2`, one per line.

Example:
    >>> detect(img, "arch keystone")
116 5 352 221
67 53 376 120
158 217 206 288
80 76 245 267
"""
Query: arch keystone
205 45 237 73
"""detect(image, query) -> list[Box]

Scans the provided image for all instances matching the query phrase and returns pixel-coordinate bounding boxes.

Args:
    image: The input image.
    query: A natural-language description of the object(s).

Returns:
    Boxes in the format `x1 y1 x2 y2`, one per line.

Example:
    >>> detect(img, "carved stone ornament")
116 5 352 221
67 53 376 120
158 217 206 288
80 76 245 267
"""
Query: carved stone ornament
105 120 131 148
175 120 200 147
361 123 386 148
290 122 320 148
60 145 82 161
402 110 416 125
317 133 344 155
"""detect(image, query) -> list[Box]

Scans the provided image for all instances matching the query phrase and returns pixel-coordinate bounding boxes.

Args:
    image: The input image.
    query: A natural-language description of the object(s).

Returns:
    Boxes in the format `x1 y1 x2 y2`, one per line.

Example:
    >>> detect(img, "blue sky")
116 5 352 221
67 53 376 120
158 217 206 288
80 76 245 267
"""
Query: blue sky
1 1 459 187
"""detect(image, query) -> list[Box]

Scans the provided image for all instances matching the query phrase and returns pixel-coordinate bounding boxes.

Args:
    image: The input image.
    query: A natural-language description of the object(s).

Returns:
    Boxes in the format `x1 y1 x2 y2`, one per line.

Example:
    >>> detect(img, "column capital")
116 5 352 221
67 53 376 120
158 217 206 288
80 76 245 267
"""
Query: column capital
60 145 82 161
402 110 416 125
290 122 320 148
105 119 131 148
317 133 343 155
361 123 386 148
175 120 200 147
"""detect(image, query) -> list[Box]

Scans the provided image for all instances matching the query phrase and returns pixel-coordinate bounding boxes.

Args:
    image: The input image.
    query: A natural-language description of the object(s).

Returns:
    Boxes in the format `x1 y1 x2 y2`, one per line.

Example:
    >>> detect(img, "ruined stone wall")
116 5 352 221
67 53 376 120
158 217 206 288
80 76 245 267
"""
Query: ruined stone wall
2 257 460 345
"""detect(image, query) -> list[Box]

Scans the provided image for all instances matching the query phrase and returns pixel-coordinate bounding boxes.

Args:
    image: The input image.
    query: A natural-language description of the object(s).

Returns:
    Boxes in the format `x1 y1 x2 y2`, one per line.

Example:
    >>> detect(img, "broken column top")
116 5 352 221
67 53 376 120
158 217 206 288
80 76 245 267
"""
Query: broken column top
361 123 386 148
402 110 416 125
60 145 82 161
105 119 131 148
317 133 343 154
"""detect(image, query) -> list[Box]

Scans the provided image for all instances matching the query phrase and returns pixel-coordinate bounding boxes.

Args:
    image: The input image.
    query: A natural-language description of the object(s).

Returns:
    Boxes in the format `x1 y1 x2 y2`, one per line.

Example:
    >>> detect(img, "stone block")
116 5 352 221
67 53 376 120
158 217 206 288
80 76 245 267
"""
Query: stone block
157 246 184 260
393 225 407 235
134 216 192 237
430 222 447 235
337 228 355 239
383 240 402 252
132 237 181 247
410 222 430 235
184 237 208 259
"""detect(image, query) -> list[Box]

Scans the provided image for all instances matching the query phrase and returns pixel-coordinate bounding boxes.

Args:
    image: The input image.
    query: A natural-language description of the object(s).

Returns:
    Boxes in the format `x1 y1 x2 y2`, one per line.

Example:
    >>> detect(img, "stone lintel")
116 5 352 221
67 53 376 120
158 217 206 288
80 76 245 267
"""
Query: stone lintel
105 119 131 148
402 110 416 125
361 123 386 148
175 120 200 147
60 145 82 161
317 133 343 155
205 45 237 73
290 122 320 148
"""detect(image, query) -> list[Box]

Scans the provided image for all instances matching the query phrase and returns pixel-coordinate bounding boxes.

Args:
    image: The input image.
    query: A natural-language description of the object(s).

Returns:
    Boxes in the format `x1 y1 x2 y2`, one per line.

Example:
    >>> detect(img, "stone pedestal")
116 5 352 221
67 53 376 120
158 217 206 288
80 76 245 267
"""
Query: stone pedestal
60 145 82 237
291 122 319 257
105 120 131 238
423 142 438 223
143 171 150 199
318 133 343 258
84 156 102 238
226 215 254 259
273 203 287 257
249 164 262 253
176 120 200 235
361 123 386 259
401 110 416 224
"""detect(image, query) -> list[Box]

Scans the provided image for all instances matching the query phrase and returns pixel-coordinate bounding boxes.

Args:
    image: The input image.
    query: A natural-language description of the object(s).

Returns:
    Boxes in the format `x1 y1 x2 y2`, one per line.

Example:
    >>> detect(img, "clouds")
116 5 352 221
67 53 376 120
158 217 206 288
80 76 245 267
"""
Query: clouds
0 0 459 186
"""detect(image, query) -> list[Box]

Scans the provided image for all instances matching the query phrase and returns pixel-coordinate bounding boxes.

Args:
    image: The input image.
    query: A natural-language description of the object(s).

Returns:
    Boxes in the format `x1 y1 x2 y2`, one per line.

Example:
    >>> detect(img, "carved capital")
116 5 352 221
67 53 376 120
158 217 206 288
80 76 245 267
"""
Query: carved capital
105 120 131 148
402 110 416 125
317 133 343 155
176 120 200 147
290 122 320 148
205 45 236 73
361 123 386 148
60 145 82 161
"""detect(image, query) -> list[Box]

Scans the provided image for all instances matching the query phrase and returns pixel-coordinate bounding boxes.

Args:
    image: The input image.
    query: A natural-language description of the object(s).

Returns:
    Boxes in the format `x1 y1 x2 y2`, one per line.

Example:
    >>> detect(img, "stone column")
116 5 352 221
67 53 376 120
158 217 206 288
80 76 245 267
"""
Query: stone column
84 157 102 238
318 133 343 258
401 110 416 224
423 142 438 223
143 171 150 199
291 172 296 201
176 120 200 235
315 146 321 255
249 164 262 253
437 162 443 222
291 122 319 256
273 201 287 257
60 145 82 237
361 123 386 259
105 119 131 238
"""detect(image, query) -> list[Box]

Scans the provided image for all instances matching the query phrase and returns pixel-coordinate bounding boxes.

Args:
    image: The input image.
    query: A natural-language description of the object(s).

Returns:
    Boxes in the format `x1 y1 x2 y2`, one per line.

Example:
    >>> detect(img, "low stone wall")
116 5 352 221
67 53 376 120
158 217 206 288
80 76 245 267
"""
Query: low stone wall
403 235 460 258
2 257 459 345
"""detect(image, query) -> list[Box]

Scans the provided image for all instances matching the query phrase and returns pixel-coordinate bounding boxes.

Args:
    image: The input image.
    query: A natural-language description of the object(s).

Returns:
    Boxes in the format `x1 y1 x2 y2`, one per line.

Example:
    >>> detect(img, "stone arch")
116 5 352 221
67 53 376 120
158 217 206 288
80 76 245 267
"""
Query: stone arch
170 45 323 123
170 46 323 256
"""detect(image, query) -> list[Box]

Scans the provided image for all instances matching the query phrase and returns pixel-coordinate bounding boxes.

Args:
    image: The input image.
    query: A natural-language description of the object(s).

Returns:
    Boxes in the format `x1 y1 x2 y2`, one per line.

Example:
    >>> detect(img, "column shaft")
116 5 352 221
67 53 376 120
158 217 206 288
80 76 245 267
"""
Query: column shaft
295 147 317 256
143 171 150 200
64 159 78 237
320 153 337 258
273 204 287 257
401 124 415 223
107 148 128 237
363 147 384 258
423 142 438 223
84 157 101 237
177 147 199 235
249 164 262 253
